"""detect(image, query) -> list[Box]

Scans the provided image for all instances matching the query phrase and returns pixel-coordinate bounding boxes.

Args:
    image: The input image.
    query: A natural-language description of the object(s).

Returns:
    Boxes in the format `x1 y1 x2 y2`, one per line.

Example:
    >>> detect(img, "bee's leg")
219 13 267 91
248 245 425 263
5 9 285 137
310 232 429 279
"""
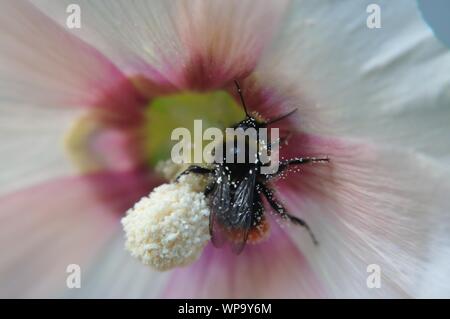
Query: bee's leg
259 183 318 245
175 165 213 182
264 156 329 180
280 156 330 171
204 181 216 196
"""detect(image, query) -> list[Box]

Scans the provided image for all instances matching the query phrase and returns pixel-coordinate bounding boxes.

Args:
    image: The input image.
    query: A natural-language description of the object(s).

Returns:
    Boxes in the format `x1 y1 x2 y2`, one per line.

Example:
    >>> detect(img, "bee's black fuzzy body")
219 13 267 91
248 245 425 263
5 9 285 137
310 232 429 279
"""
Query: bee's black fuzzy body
177 81 328 254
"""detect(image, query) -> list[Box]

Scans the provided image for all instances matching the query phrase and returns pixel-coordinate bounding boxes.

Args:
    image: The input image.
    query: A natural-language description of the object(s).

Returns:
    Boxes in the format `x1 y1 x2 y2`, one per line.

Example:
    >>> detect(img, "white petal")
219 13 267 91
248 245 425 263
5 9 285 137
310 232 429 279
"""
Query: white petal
257 0 450 160
0 176 118 298
64 231 169 298
31 0 183 85
0 2 148 192
0 1 133 108
0 170 162 298
33 0 288 88
278 137 450 298
0 103 77 195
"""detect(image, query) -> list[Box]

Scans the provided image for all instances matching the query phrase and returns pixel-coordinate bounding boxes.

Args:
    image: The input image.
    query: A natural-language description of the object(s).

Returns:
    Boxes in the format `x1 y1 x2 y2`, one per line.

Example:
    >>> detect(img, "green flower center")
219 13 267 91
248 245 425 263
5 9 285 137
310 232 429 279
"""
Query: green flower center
143 90 245 166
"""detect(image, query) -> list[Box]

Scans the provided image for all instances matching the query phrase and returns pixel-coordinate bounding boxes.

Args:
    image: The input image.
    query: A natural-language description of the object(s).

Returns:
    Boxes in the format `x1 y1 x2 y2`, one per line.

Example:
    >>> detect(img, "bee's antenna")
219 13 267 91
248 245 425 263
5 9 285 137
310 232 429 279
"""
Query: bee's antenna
265 108 297 125
234 80 250 117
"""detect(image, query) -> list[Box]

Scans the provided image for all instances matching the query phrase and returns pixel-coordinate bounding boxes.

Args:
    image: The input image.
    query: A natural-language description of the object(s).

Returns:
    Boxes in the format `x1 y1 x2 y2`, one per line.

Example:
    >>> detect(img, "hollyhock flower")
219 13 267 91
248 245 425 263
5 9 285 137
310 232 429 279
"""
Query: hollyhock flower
1 0 450 298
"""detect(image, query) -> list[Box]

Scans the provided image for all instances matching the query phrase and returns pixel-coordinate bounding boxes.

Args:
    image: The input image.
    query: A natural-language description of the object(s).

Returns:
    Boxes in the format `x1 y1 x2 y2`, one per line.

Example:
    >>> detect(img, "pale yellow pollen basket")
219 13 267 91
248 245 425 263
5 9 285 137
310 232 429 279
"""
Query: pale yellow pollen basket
121 164 211 271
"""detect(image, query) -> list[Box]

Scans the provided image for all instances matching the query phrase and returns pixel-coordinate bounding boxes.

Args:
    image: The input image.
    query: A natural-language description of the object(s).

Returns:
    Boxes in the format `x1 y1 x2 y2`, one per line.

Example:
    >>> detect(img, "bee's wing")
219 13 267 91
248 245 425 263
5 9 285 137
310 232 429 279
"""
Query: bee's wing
227 170 256 254
209 166 232 247
209 167 256 254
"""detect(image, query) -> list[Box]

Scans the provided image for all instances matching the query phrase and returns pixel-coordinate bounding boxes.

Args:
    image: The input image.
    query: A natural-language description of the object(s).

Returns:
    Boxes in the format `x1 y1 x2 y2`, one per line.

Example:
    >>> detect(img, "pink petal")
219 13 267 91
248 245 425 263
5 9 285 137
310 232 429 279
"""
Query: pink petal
162 223 326 298
0 169 160 297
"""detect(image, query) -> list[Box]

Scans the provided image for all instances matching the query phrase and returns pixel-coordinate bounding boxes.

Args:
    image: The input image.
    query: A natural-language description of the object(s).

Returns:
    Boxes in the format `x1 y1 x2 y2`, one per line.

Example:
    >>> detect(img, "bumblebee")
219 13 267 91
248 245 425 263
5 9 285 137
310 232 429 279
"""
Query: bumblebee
177 81 329 253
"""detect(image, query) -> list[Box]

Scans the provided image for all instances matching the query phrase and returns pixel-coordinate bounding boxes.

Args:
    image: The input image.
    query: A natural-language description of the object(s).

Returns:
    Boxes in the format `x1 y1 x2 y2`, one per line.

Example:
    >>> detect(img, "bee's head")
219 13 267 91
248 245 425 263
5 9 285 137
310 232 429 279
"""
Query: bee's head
232 80 267 131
